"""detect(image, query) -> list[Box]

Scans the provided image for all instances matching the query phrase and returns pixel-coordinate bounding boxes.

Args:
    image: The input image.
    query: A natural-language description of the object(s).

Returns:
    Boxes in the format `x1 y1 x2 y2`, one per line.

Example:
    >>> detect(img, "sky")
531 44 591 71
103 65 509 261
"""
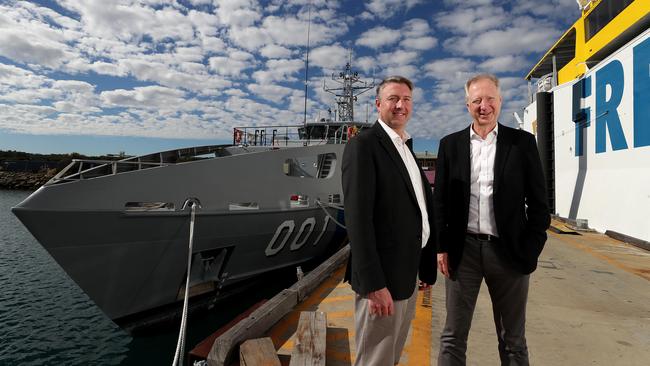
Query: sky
0 0 580 156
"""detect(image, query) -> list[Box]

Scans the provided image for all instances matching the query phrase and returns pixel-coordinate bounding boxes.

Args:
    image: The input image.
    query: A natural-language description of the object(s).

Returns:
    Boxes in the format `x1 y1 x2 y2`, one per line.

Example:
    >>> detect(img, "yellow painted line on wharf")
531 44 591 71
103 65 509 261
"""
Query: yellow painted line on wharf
267 264 435 365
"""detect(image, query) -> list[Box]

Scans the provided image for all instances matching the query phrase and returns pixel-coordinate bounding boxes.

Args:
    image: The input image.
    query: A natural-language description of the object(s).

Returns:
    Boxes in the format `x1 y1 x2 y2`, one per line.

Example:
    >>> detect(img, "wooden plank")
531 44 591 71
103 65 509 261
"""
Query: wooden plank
188 300 267 363
289 311 327 366
289 245 350 301
240 337 281 366
207 289 298 366
605 230 650 251
207 244 350 366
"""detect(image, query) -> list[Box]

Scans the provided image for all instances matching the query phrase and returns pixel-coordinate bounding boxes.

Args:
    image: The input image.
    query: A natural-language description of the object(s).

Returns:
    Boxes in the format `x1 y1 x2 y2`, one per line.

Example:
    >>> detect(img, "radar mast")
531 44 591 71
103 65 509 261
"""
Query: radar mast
323 58 374 122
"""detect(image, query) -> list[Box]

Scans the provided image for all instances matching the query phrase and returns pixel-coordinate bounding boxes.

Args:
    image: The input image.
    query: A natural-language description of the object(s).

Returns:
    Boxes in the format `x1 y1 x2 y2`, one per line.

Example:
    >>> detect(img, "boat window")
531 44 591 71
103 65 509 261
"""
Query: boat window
283 153 336 179
124 202 175 211
585 0 634 41
298 125 327 140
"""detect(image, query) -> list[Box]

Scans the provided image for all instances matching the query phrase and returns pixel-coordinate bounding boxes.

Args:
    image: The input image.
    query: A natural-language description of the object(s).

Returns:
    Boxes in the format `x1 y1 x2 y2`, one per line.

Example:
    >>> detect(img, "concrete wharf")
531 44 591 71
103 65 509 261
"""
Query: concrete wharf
198 220 650 365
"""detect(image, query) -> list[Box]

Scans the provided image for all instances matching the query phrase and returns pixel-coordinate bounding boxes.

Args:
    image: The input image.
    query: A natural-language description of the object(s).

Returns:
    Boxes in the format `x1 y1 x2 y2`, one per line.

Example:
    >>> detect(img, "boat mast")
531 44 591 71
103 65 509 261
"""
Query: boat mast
303 1 312 125
323 54 374 122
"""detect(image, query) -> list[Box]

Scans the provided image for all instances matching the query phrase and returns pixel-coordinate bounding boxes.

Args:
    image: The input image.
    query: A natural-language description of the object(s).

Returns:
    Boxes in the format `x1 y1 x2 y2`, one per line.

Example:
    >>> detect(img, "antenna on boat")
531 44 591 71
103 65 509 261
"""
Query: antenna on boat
303 0 312 126
323 52 375 123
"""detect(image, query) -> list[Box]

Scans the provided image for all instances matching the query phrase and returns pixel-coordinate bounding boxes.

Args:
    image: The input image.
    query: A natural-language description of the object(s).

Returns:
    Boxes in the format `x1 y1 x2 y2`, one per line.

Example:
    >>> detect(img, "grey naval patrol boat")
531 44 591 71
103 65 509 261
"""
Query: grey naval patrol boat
12 62 374 326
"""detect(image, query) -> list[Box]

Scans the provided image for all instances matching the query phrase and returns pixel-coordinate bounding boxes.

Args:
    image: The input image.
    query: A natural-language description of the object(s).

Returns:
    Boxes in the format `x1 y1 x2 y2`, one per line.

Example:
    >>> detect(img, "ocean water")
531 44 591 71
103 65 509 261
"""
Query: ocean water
0 189 292 365
1 189 134 365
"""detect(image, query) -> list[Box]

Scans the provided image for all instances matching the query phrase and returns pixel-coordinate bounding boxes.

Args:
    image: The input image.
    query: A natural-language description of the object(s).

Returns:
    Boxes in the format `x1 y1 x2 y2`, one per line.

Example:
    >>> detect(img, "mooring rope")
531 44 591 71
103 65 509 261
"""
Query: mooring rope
172 198 201 366
316 199 346 229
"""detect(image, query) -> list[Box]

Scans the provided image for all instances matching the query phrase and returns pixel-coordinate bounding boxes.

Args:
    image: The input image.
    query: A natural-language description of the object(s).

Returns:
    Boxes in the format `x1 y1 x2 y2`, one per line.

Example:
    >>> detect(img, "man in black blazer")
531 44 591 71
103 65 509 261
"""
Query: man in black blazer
435 74 550 366
342 76 437 366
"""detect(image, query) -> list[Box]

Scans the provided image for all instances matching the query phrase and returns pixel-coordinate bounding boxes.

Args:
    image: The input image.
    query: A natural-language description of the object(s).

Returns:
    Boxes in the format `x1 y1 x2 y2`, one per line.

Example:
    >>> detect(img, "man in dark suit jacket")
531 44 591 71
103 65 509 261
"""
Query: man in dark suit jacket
342 76 437 366
435 74 550 366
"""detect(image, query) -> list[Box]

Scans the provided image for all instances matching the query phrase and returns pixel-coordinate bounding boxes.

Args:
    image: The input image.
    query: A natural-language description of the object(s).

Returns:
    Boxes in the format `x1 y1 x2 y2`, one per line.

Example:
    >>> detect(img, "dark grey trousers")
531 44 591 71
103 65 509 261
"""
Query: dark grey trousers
438 236 530 366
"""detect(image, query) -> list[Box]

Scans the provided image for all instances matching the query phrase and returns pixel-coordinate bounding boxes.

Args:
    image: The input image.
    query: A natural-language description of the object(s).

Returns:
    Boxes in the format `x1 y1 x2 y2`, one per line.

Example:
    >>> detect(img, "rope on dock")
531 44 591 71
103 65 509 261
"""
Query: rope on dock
172 198 202 366
315 199 346 229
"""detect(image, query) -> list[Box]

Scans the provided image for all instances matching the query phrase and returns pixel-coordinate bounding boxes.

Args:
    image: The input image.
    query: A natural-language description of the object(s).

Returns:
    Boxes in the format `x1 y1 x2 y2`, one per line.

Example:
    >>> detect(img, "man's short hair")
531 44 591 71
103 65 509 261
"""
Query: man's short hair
376 76 414 99
464 73 500 98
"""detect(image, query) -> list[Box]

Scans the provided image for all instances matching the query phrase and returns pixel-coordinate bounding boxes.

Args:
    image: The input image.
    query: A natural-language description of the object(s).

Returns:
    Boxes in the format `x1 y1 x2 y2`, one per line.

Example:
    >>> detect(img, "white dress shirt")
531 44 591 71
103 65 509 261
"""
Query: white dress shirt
467 123 499 237
378 120 430 248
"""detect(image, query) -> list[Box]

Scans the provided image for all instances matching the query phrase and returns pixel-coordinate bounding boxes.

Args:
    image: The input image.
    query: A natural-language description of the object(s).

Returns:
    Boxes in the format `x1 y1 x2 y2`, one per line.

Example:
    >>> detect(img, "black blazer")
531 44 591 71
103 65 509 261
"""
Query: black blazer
433 123 550 274
342 122 437 300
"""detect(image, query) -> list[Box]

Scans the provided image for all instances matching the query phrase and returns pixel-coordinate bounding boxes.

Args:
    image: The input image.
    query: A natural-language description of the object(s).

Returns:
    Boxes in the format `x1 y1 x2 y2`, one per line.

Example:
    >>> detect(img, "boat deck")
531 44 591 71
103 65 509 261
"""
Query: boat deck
265 220 650 365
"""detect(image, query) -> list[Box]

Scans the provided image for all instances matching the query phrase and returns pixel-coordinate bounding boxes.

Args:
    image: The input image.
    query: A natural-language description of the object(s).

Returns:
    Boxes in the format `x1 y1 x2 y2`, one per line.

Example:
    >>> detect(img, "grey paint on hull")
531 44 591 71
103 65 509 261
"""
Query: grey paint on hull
13 144 347 320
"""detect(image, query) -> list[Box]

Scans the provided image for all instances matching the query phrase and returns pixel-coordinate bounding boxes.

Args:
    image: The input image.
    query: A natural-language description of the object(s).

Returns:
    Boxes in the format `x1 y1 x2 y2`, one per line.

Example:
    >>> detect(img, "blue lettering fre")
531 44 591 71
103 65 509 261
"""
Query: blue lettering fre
633 36 650 148
595 60 628 153
572 77 591 156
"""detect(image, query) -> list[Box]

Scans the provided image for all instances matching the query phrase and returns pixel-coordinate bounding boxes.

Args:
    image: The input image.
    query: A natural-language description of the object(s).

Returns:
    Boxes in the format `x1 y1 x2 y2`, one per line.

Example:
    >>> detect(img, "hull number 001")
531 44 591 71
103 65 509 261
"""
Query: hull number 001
265 216 331 256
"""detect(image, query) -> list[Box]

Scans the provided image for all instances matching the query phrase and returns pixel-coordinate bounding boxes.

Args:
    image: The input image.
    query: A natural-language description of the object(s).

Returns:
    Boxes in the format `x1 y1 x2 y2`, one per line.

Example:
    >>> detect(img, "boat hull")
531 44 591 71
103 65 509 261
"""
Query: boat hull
13 144 347 321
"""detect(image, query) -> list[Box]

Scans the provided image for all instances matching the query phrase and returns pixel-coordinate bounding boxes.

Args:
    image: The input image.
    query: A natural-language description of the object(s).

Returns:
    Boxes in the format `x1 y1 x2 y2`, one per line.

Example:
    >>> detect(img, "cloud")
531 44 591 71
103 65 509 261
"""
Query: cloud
425 58 476 80
443 26 562 57
382 65 419 80
435 6 508 35
378 50 420 67
253 58 304 84
260 44 293 59
247 83 294 104
402 18 431 38
0 63 49 89
0 0 579 148
228 26 272 50
478 55 529 73
215 0 261 28
356 19 436 51
59 0 158 41
355 56 377 74
442 0 493 6
263 15 346 47
100 85 186 108
309 44 349 71
0 5 74 69
512 0 580 24
53 80 95 93
200 36 227 53
402 36 437 50
0 33 68 68
208 55 254 77
356 26 401 49
365 0 424 19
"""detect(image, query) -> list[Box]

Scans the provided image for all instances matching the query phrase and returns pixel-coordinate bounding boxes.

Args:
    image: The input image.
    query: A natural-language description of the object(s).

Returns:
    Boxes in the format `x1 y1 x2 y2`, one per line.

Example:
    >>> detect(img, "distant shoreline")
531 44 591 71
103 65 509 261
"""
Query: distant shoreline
0 170 52 190
0 150 122 190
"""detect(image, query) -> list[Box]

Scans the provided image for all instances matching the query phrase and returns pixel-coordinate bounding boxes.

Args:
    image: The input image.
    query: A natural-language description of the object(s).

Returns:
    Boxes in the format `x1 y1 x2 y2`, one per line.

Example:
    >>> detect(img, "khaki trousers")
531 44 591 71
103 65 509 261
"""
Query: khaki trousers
354 285 418 366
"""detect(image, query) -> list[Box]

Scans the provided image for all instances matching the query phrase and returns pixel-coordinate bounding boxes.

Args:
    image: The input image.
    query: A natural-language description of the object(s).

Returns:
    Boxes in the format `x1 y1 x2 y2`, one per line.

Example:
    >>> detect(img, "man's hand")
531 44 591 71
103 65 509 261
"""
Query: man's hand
367 287 394 317
438 252 450 277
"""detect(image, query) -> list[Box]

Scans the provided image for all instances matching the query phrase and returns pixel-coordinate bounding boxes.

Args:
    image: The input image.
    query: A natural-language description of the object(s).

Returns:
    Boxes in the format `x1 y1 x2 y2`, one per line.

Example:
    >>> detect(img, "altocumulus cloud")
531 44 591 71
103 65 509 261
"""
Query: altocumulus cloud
0 0 579 149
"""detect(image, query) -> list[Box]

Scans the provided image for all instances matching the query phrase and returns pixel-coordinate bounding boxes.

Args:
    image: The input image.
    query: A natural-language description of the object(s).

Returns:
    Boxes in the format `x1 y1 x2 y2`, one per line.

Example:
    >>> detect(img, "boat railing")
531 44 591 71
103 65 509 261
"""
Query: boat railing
232 123 366 147
46 144 230 185
537 73 555 93
233 124 325 147
49 159 168 184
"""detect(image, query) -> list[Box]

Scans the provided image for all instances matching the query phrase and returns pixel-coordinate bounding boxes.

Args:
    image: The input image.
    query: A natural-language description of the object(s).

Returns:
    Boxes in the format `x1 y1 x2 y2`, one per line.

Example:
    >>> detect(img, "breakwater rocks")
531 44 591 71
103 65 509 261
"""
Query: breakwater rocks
0 170 56 190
